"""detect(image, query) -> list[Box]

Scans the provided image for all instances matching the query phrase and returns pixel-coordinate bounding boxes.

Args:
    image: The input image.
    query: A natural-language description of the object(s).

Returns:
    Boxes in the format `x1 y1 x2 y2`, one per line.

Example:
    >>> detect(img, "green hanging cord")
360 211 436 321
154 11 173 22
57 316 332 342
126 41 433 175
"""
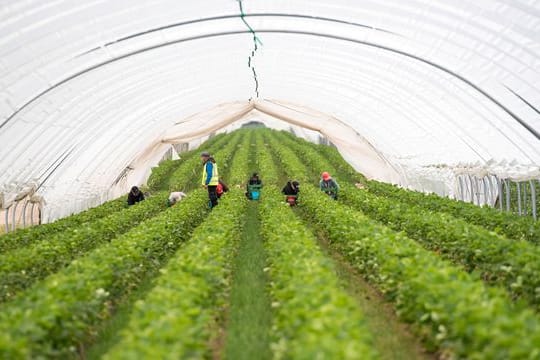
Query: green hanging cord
238 0 263 45
237 0 262 98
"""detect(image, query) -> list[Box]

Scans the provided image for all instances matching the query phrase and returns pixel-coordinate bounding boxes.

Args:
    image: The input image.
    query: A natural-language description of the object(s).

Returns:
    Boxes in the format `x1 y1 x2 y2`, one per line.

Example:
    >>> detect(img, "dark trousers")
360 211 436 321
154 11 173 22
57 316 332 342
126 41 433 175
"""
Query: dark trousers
207 185 218 207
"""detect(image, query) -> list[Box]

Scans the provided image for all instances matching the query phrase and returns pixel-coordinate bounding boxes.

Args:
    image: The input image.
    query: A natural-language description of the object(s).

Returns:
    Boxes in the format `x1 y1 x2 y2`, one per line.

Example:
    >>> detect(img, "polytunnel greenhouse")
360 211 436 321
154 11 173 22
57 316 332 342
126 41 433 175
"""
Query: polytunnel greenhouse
0 0 540 359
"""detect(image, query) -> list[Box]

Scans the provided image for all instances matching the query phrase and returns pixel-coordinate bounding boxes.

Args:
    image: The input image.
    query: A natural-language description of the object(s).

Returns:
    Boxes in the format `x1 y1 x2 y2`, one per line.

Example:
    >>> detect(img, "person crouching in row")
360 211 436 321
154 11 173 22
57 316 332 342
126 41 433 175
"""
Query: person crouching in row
127 186 145 206
282 180 300 206
246 172 263 200
320 172 339 200
167 191 187 206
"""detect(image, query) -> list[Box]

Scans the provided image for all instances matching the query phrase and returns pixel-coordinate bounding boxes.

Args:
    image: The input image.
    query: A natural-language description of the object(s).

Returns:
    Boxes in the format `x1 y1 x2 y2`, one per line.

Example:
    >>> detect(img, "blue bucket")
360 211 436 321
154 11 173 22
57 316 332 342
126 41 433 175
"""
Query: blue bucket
251 191 260 200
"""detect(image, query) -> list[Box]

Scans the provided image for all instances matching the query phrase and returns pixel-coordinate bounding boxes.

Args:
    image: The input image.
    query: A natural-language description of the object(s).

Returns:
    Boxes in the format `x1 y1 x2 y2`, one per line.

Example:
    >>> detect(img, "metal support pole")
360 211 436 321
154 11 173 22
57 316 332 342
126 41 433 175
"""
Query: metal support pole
496 177 503 210
30 203 35 226
467 175 474 203
4 206 9 234
491 176 498 206
457 176 464 201
22 200 29 228
517 182 522 215
11 201 18 232
523 183 528 215
505 179 511 212
483 177 491 206
473 176 481 206
530 180 537 221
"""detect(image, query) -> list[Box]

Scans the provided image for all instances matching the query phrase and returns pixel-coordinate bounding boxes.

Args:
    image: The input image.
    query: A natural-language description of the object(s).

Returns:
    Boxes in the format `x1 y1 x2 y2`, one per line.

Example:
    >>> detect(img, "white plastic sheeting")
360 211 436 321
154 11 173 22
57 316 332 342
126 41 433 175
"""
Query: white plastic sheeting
0 0 539 221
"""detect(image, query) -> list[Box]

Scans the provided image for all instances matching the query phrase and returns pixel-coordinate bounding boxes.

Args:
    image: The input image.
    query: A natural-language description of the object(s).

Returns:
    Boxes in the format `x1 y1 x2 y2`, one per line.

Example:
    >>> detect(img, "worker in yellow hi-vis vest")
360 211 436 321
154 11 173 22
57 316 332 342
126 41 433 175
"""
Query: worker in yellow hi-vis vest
200 151 219 208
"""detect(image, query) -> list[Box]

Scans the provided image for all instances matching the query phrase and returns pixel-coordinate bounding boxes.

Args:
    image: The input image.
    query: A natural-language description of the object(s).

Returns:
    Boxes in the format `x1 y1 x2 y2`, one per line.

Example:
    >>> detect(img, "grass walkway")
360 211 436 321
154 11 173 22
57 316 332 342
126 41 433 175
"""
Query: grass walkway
223 201 272 360
223 131 272 360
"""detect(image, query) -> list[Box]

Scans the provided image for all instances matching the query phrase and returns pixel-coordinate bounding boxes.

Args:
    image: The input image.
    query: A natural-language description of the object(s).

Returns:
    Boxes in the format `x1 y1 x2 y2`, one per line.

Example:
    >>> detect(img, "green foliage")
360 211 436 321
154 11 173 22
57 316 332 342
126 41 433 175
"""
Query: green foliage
0 191 208 359
367 180 540 243
168 131 244 191
277 130 364 183
147 133 229 191
341 185 540 310
275 128 538 245
104 190 246 359
224 132 272 360
265 133 309 183
146 159 182 190
253 130 280 185
260 186 377 359
227 130 253 186
272 130 339 180
0 196 125 253
224 201 272 360
300 186 540 359
0 192 167 302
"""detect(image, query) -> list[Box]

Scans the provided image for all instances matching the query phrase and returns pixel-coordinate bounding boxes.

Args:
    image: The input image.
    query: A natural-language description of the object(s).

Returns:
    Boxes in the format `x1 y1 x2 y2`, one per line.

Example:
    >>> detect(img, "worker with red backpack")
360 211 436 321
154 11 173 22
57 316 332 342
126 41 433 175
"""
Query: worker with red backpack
282 180 300 206
216 179 229 198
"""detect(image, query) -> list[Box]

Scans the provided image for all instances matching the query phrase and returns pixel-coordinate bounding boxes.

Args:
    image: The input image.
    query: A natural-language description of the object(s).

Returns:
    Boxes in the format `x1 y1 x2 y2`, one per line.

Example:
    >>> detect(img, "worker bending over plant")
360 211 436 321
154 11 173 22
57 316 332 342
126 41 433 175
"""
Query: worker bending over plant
127 186 145 206
246 172 263 200
320 172 339 200
282 180 300 206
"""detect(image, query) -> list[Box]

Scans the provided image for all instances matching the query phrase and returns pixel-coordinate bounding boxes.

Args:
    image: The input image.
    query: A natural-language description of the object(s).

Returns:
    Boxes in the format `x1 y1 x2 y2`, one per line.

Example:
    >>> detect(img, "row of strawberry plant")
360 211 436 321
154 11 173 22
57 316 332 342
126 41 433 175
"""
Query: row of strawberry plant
0 133 227 253
270 130 340 180
147 159 183 190
299 186 540 359
367 180 540 243
147 133 228 190
259 186 377 359
226 130 253 185
103 130 254 358
263 135 540 358
0 191 208 359
268 131 540 310
168 130 243 191
104 189 246 359
274 129 540 244
341 184 540 310
254 130 280 185
0 192 168 302
0 195 126 253
277 130 363 182
264 132 309 184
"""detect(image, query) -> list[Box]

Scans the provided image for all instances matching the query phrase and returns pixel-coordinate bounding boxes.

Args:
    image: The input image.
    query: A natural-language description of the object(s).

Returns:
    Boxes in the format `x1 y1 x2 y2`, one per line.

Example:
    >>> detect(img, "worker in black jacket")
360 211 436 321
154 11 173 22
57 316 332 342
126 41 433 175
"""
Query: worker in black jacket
282 180 300 206
127 186 145 206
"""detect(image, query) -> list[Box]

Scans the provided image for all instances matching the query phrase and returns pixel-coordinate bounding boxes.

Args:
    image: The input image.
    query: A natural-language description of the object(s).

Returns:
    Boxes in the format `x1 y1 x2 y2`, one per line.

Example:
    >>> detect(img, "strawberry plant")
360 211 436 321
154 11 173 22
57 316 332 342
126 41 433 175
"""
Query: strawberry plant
300 186 540 359
0 196 126 253
0 192 168 302
0 191 208 358
103 189 246 359
367 180 540 243
147 132 229 190
341 184 540 310
254 130 280 185
260 186 377 359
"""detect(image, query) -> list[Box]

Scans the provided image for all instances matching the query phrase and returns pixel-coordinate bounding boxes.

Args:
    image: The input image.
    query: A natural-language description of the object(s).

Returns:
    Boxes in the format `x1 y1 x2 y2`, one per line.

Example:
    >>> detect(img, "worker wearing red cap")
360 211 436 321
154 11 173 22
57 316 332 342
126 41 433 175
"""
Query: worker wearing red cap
319 171 339 200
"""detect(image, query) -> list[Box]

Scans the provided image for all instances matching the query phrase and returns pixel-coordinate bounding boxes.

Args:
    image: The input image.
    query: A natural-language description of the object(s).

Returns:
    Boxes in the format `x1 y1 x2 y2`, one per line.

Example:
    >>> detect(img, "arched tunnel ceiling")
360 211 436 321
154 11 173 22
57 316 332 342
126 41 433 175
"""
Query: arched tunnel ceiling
0 0 539 220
